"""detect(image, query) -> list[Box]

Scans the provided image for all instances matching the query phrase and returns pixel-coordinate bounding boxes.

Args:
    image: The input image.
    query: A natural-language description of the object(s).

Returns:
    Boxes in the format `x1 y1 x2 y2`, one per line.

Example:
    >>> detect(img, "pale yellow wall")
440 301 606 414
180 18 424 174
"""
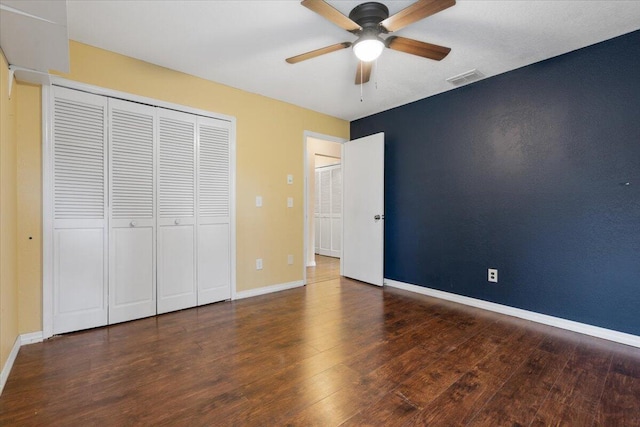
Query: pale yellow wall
305 137 343 266
9 40 348 329
0 49 19 368
16 83 41 333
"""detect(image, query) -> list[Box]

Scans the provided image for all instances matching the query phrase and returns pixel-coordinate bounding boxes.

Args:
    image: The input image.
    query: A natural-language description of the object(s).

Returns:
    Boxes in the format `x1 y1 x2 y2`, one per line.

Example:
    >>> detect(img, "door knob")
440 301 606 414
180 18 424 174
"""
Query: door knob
374 214 384 221
174 218 181 225
130 220 137 227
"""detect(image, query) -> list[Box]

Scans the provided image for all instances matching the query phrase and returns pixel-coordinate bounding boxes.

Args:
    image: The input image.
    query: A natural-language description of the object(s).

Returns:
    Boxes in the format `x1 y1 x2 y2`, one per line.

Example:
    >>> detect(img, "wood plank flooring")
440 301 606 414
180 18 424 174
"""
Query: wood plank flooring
2 268 640 425
306 255 340 284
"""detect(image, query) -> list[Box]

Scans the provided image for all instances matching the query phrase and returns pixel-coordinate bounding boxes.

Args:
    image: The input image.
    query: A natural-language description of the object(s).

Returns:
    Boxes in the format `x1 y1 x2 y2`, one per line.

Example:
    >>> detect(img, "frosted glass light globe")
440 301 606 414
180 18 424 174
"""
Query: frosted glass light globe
353 38 384 62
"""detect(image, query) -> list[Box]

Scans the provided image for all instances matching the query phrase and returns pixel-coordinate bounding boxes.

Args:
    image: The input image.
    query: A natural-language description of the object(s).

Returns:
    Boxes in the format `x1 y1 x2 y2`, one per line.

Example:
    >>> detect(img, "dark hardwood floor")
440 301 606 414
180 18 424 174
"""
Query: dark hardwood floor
2 267 640 425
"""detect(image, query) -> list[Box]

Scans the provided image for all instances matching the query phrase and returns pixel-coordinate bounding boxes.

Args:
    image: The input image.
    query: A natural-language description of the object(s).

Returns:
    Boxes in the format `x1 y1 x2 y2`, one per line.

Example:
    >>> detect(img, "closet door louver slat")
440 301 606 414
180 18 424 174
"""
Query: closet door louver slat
111 109 154 219
54 99 105 220
159 117 195 218
198 124 229 218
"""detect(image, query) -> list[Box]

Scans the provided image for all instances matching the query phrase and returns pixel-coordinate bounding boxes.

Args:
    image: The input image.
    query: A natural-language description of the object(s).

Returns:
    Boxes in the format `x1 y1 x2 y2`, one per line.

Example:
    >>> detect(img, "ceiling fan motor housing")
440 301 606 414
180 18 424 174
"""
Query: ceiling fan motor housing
348 2 390 33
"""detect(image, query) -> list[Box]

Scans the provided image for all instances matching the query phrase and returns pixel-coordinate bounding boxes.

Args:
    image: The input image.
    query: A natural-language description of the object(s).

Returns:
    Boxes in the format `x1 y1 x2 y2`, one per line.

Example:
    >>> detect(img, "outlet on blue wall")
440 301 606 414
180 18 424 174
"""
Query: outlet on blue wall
351 30 640 336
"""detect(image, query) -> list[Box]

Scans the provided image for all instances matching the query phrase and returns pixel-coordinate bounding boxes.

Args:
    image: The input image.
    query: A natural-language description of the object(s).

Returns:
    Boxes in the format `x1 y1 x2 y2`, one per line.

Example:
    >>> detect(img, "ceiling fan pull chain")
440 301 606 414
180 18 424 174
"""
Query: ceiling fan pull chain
360 61 364 102
375 58 378 90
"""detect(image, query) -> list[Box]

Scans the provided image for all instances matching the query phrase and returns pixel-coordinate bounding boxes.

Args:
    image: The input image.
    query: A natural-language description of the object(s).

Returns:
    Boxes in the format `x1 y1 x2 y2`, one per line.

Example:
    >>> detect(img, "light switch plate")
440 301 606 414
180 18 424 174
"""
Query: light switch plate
287 197 293 208
287 174 293 184
256 196 262 207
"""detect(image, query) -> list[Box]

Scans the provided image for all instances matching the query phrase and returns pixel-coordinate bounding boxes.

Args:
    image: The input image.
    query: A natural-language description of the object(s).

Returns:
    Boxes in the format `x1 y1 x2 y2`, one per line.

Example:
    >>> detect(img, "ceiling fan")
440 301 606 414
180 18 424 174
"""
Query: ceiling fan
286 0 456 84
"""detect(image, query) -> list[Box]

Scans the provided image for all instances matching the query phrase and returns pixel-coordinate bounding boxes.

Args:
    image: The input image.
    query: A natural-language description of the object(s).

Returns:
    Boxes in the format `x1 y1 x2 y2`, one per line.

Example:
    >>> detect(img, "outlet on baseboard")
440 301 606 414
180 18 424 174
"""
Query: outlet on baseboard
256 258 263 270
488 268 498 283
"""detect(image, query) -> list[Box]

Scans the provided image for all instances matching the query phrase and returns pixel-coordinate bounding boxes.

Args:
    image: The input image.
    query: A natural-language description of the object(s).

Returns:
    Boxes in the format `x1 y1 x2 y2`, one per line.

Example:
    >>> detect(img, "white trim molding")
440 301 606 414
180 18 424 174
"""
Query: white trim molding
385 279 640 349
20 331 44 345
234 280 304 300
0 337 21 395
0 332 44 395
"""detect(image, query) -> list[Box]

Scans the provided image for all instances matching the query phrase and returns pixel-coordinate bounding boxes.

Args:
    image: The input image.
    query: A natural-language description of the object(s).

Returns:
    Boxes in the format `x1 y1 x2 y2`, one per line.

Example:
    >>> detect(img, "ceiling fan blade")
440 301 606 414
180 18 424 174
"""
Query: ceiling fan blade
301 0 361 32
380 0 456 33
386 36 451 61
286 42 352 64
355 61 373 85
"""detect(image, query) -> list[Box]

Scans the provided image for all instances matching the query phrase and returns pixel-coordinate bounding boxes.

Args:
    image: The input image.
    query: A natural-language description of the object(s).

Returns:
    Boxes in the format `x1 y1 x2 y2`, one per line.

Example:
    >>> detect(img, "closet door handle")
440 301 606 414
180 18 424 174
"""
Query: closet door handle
130 220 137 227
174 218 181 225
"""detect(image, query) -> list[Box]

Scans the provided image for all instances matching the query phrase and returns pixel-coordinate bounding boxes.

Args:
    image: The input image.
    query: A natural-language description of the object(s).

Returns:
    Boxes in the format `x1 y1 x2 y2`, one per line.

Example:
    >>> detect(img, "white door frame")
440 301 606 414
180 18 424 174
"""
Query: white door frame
302 131 346 285
42 77 237 338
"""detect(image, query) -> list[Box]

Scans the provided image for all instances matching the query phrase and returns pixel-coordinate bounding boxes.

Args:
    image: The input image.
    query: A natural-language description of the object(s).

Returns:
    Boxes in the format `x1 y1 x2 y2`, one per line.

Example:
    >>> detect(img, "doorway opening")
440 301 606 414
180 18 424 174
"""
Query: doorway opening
304 133 345 284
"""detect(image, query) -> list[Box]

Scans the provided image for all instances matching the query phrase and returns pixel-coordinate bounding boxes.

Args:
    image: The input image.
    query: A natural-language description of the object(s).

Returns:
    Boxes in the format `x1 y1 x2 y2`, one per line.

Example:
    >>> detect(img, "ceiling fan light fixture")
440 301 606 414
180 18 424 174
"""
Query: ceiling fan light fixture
353 36 384 62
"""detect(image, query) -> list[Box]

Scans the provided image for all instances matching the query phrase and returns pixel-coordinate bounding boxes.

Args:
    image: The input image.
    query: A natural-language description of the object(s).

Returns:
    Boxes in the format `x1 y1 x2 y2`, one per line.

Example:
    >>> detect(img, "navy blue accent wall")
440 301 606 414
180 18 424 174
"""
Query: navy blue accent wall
351 30 640 336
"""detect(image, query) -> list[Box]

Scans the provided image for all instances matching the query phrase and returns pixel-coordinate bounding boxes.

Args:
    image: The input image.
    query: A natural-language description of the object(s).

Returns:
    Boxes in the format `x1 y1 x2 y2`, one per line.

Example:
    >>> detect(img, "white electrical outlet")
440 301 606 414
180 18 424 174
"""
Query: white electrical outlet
287 197 293 208
488 268 498 283
256 258 263 270
287 254 294 265
256 196 262 207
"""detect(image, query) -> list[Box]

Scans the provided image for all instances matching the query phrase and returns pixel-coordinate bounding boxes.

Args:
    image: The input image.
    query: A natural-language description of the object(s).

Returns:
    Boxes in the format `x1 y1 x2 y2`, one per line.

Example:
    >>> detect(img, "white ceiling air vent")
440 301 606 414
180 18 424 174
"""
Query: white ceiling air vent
446 69 485 87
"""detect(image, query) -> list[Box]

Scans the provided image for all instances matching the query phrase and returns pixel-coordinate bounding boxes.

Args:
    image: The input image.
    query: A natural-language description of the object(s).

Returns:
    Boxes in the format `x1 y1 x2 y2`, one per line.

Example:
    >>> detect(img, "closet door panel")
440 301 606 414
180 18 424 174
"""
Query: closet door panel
53 227 105 334
198 223 230 304
108 99 156 324
52 86 108 334
157 110 197 314
110 227 154 321
197 117 231 305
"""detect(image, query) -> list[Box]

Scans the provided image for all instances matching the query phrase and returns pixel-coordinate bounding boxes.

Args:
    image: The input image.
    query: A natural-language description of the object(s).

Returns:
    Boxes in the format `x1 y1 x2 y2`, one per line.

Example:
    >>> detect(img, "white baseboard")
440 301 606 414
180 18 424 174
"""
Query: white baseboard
384 279 640 349
234 280 304 300
0 336 21 395
0 331 45 396
21 331 44 345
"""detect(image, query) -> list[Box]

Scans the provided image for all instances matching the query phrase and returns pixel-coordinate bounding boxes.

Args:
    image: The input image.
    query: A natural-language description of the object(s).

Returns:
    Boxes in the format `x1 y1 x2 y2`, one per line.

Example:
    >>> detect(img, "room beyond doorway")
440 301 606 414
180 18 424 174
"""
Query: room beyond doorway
306 255 340 284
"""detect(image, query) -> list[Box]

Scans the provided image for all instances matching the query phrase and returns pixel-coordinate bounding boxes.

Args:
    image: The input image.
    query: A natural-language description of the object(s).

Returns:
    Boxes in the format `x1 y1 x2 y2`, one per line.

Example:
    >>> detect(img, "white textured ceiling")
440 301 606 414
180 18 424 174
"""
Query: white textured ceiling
66 1 640 121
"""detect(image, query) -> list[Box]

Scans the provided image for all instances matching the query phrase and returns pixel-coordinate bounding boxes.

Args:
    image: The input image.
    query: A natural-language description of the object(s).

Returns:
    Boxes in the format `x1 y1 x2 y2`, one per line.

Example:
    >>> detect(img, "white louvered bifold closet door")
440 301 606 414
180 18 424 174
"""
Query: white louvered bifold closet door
314 170 321 254
315 164 342 258
157 109 197 314
108 99 157 324
197 116 232 305
52 86 108 334
330 166 342 257
319 168 332 256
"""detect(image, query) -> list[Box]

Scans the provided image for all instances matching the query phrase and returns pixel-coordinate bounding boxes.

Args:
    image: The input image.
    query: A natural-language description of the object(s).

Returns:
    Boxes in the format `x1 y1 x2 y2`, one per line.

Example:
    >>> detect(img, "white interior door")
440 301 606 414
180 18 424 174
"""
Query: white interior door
108 99 157 324
52 87 108 334
197 116 232 305
342 132 384 286
157 109 197 314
